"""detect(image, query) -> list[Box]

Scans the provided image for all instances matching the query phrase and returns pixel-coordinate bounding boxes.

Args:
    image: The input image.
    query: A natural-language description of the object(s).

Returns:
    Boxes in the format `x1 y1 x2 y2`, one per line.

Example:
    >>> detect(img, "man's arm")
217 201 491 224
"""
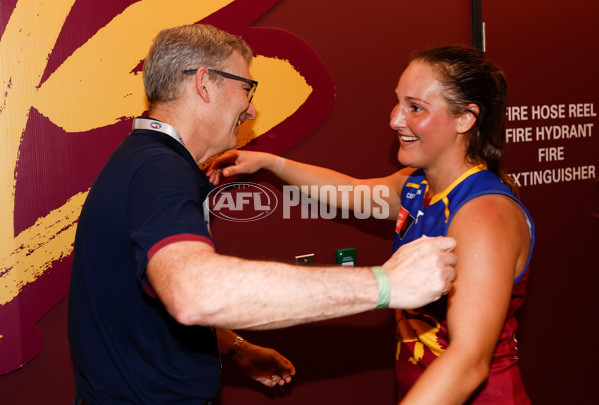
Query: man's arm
146 236 456 330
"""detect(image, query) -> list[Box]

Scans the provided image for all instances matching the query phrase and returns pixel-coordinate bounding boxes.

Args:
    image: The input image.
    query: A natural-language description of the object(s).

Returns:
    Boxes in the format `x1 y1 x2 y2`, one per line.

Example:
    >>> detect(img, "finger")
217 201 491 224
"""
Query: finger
222 163 246 178
433 235 457 252
439 250 458 269
438 250 458 282
276 354 296 376
288 363 296 376
445 262 457 281
270 373 281 386
214 171 222 185
208 150 238 172
207 170 219 185
222 166 235 177
215 149 239 164
260 375 277 388
280 364 296 383
444 283 452 294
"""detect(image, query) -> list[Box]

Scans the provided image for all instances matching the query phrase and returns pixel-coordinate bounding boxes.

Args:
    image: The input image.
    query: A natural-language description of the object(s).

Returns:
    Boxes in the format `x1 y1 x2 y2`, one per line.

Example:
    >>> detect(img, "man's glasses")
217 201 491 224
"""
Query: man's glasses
183 68 258 103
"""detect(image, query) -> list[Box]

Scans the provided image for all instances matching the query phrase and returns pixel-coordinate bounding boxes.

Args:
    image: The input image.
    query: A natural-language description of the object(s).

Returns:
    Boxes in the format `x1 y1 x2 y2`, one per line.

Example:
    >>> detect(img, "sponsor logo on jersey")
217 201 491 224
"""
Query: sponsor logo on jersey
395 205 415 239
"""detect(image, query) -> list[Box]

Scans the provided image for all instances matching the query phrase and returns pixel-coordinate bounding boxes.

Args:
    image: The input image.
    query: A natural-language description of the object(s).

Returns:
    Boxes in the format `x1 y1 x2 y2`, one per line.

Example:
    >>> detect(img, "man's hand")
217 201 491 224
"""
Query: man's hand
232 340 296 388
383 236 457 309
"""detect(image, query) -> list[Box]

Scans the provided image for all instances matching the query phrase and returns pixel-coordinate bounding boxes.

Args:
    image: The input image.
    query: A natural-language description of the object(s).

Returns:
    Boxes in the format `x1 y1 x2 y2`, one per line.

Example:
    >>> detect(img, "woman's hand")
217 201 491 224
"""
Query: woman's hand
206 150 276 185
232 341 296 387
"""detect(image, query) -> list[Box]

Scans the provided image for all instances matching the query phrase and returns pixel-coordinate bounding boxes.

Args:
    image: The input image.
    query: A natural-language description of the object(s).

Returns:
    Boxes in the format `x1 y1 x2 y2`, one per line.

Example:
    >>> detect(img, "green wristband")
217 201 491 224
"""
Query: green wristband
370 266 390 309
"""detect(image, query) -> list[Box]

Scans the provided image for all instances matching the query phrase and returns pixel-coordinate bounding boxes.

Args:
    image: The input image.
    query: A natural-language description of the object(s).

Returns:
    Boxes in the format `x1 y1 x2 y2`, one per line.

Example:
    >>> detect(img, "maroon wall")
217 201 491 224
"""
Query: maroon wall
0 0 597 404
483 2 599 404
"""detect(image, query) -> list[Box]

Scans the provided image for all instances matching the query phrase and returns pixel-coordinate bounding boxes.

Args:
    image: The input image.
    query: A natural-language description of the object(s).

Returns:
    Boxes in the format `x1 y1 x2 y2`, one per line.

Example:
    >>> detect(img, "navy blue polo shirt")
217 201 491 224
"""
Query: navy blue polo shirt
68 129 219 404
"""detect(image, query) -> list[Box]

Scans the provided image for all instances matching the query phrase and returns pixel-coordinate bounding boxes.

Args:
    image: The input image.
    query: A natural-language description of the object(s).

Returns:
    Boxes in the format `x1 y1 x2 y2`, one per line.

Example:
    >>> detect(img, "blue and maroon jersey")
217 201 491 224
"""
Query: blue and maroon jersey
392 165 534 404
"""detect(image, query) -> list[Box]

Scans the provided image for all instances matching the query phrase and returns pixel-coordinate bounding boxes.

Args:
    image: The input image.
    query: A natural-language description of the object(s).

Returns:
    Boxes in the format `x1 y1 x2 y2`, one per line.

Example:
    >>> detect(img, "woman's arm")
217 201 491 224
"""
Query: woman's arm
207 150 412 220
217 329 296 387
400 194 532 404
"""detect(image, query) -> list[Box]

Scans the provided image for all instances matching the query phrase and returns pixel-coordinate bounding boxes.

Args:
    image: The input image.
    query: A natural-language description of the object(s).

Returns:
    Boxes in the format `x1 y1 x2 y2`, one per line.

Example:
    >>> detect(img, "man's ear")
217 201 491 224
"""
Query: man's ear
195 67 211 102
457 104 479 134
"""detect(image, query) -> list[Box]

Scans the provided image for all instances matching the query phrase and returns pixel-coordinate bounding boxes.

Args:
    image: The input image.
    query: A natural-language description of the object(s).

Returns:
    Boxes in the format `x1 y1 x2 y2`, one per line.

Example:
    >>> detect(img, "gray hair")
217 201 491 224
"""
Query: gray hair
143 24 253 105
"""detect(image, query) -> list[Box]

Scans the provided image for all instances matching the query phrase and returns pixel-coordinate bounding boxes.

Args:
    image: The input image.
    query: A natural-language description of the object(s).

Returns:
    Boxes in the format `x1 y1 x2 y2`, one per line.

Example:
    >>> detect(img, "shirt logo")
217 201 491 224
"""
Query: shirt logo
395 205 415 240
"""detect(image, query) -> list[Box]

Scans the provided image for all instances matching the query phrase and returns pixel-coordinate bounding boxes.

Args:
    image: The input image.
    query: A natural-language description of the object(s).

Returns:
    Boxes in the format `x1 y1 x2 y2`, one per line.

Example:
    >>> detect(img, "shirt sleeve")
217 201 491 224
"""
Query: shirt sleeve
127 150 214 285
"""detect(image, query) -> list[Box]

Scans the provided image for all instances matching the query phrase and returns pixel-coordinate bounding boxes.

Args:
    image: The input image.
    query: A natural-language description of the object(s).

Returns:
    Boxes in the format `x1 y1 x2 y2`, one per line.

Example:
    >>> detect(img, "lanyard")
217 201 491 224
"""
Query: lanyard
133 117 213 232
132 117 185 146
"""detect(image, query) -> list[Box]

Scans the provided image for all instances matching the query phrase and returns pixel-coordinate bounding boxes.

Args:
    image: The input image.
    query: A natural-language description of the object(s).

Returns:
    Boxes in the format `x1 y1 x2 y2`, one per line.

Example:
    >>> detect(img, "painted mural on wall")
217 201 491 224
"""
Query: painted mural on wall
0 0 334 374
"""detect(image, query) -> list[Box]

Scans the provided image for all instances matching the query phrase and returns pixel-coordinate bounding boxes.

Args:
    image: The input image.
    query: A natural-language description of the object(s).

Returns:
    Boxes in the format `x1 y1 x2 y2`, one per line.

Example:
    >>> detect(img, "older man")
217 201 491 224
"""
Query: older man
68 24 456 404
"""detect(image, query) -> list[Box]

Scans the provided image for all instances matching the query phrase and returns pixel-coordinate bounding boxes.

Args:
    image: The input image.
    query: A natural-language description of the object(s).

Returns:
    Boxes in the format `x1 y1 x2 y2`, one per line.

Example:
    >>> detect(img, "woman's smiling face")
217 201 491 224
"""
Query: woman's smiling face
390 61 466 172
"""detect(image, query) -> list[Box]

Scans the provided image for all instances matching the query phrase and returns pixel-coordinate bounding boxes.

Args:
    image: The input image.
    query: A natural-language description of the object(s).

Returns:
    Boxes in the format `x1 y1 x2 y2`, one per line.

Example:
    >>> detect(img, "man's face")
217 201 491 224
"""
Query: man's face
208 52 256 152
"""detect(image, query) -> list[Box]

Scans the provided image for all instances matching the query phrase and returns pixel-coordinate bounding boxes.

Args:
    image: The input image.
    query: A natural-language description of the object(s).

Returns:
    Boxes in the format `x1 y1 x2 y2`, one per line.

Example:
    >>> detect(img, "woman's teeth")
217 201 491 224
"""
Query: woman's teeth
401 135 419 142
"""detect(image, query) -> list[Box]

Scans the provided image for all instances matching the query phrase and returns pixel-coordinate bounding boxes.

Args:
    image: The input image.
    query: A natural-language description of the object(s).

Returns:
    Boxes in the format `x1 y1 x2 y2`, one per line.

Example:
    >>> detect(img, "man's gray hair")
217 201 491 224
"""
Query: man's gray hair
143 24 253 105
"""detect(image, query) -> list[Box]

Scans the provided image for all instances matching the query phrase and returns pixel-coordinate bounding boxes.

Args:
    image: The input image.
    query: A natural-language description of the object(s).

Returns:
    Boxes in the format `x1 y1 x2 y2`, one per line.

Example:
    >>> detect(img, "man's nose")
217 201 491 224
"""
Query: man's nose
245 102 256 120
